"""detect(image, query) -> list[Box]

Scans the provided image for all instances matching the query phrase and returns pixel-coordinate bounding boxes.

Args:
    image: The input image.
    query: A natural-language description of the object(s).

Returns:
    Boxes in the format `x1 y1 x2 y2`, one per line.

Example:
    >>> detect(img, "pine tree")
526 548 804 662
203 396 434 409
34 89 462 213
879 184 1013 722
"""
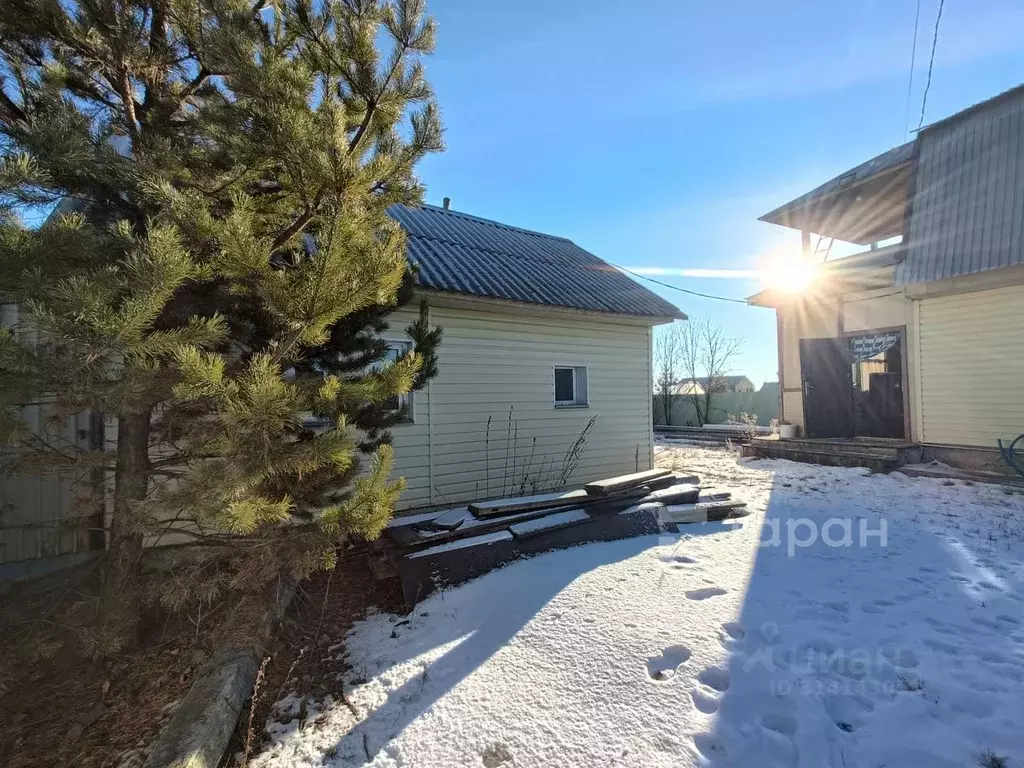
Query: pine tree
0 0 443 652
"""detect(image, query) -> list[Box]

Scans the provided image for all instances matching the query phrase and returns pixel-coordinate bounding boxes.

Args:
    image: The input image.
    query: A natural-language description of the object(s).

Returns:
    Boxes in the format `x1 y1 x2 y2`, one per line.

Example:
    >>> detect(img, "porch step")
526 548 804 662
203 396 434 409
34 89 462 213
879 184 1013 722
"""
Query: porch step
750 437 921 461
742 441 906 473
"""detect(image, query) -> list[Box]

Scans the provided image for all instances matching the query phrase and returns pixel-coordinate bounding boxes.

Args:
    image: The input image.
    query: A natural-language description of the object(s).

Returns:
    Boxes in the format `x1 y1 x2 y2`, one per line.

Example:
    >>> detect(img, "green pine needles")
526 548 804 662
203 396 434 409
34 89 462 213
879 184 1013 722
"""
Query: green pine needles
0 0 443 650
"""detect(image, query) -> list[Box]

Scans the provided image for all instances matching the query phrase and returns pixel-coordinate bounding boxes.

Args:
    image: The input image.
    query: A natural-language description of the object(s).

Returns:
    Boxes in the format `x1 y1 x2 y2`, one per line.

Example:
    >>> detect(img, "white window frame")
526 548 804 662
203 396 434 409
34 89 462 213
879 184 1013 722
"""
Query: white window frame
553 365 589 408
379 337 416 424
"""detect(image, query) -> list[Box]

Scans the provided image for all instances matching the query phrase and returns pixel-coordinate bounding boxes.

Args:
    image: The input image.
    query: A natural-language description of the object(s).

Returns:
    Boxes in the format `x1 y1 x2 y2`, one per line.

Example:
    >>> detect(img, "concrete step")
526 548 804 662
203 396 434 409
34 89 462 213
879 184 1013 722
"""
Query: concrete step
750 437 919 461
743 442 902 473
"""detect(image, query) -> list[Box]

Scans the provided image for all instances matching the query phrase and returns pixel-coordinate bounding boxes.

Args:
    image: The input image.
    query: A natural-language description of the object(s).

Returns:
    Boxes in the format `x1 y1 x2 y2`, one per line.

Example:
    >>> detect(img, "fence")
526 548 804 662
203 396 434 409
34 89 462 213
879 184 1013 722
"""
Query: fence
653 387 779 427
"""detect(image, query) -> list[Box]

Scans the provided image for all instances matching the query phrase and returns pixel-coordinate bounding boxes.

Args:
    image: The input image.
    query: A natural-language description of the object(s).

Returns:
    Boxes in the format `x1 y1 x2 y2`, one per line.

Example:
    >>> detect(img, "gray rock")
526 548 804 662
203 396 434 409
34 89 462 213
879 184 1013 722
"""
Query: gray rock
142 650 258 768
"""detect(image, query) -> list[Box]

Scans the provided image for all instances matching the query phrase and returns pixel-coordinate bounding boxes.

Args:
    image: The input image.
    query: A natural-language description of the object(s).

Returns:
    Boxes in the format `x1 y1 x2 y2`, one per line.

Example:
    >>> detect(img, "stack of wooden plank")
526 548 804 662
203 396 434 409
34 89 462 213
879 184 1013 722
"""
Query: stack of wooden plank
384 468 748 606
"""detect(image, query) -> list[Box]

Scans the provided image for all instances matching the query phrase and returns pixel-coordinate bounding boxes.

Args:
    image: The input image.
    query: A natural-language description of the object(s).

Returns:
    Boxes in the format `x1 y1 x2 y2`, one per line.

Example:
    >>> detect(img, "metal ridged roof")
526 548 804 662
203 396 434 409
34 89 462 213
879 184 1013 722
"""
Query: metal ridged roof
760 141 915 226
897 86 1024 285
388 204 684 319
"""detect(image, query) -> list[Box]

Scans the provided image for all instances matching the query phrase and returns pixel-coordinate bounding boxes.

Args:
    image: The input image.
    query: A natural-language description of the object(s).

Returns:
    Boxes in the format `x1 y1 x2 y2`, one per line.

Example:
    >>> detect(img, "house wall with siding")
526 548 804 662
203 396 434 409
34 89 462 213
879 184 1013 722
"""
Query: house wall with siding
841 290 908 333
388 301 655 511
0 304 100 565
1 298 658 560
914 283 1024 447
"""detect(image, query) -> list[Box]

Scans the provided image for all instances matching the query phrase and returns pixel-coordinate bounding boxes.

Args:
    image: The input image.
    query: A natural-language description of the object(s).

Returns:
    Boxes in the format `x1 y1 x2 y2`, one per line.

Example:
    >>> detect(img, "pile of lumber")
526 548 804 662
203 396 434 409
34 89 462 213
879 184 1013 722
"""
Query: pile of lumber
383 468 748 606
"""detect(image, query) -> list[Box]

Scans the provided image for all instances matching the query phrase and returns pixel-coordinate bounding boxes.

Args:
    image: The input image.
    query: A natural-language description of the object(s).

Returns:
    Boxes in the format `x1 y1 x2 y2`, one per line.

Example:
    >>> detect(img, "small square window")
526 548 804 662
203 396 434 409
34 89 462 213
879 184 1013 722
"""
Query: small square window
554 366 588 407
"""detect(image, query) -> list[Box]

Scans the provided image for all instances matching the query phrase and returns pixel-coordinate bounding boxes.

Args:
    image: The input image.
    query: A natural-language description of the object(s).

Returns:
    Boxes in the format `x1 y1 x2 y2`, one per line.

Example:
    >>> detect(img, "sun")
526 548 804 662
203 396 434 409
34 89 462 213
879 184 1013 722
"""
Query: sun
761 251 819 293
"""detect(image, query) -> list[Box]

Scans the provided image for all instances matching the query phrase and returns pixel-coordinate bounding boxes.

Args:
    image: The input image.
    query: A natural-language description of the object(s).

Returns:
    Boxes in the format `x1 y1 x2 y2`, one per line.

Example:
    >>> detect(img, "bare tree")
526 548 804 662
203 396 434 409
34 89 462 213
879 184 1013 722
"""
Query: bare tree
679 317 744 426
653 323 684 425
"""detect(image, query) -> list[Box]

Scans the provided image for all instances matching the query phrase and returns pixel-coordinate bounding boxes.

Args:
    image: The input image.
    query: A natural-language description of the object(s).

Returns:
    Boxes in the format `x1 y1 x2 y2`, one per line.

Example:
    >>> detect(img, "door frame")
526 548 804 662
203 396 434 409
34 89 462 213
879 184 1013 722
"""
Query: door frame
840 324 911 441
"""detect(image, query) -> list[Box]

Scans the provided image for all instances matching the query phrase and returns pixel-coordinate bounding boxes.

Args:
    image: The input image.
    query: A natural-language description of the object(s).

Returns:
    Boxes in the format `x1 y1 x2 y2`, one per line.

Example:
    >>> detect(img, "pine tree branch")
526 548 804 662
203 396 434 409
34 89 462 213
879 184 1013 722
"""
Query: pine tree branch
139 2 168 121
179 67 212 102
117 66 141 142
269 194 321 252
347 43 409 156
0 84 27 125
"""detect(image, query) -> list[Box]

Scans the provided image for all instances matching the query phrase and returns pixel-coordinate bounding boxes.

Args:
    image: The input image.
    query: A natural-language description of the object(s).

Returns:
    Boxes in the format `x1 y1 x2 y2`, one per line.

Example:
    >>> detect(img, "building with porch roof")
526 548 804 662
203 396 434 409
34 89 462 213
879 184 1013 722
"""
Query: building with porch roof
748 84 1024 474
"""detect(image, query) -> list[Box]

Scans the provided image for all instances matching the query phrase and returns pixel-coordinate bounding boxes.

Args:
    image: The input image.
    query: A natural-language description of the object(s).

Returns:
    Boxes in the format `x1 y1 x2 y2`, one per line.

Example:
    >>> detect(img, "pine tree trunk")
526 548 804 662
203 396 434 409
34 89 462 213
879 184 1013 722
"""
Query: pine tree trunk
101 410 151 648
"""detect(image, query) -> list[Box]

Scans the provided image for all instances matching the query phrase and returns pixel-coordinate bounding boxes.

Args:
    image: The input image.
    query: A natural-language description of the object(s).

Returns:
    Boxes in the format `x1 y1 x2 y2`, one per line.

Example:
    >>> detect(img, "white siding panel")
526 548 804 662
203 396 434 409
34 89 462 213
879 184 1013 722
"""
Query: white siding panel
392 303 654 511
0 304 99 564
917 284 1024 446
1 301 657 538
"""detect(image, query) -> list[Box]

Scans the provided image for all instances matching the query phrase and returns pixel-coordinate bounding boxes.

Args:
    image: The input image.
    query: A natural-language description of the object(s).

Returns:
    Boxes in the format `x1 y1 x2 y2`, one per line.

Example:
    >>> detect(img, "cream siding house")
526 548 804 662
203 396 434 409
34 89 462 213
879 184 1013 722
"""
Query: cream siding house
0 203 682 569
748 84 1024 474
384 203 683 510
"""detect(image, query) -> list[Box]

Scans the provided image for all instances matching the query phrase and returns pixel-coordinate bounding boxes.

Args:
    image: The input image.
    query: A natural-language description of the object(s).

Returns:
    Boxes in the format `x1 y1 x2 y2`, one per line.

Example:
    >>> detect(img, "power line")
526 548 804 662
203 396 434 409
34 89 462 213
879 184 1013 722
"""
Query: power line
918 0 945 130
904 0 922 139
612 263 749 305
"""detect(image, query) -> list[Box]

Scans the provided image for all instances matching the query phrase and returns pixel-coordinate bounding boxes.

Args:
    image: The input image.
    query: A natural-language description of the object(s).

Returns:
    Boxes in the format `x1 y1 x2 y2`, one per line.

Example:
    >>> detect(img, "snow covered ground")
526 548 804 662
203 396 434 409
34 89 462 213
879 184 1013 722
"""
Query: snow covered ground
253 443 1024 768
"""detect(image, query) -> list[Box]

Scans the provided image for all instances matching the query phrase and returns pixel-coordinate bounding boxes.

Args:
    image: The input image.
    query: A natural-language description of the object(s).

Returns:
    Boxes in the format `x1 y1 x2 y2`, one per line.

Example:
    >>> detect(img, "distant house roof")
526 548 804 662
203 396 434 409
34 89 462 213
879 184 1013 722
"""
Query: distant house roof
678 375 753 390
388 204 685 320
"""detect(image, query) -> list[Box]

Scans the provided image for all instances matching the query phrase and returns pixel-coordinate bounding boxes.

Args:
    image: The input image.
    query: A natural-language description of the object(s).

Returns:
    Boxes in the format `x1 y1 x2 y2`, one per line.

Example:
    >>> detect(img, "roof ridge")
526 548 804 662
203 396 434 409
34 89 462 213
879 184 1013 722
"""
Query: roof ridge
420 203 575 243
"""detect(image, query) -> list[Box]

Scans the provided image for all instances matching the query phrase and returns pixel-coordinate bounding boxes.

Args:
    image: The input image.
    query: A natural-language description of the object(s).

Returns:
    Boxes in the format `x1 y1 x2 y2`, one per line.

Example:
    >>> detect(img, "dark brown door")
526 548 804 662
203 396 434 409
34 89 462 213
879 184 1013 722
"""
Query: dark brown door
799 338 854 438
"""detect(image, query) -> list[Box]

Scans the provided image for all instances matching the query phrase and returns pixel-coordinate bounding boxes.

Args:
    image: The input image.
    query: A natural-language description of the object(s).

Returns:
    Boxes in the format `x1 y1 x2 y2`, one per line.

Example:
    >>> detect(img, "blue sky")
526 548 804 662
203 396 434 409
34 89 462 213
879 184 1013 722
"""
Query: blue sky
416 0 1024 386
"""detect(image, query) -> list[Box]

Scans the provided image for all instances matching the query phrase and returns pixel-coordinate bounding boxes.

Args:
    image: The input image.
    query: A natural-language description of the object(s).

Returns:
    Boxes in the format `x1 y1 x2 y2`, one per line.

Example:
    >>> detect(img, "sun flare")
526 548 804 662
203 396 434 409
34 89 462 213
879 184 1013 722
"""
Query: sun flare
762 251 818 293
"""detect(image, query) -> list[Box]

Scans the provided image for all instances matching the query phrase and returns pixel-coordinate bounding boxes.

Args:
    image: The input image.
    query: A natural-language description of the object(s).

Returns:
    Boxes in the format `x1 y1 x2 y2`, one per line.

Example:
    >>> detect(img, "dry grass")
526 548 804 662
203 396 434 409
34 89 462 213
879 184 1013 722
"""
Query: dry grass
0 564 274 768
224 553 402 765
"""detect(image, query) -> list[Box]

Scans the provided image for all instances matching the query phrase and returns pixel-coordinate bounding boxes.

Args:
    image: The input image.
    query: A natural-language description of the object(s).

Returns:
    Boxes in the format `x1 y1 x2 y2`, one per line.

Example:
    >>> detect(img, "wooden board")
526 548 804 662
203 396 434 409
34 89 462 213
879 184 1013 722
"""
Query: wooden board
583 469 673 496
640 483 702 505
406 530 513 559
385 509 446 530
469 489 589 518
508 508 590 538
430 507 472 530
386 504 577 549
660 501 748 524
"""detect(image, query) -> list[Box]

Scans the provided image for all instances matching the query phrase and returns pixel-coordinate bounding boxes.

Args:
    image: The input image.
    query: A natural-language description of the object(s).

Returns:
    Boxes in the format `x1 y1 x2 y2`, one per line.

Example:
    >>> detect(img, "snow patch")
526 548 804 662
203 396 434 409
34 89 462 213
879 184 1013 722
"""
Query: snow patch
253 445 1024 768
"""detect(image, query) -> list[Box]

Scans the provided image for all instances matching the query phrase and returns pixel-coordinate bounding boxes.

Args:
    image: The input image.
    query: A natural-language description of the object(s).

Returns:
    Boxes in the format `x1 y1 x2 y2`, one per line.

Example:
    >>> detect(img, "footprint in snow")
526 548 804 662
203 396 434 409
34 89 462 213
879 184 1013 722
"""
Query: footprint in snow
646 645 692 681
722 622 746 640
948 690 995 718
823 692 874 732
692 733 727 762
974 648 1011 664
861 598 895 614
661 552 698 565
761 711 798 738
697 666 731 692
881 646 919 669
481 744 513 767
923 637 960 654
686 587 728 601
691 686 720 714
792 603 849 624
